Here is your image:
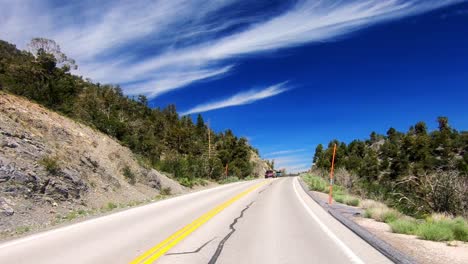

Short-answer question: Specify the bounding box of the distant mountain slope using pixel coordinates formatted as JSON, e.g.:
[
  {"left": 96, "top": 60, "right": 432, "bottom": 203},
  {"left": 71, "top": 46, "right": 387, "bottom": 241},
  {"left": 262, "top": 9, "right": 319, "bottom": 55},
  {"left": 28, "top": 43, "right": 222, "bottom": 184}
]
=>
[{"left": 0, "top": 92, "right": 184, "bottom": 236}]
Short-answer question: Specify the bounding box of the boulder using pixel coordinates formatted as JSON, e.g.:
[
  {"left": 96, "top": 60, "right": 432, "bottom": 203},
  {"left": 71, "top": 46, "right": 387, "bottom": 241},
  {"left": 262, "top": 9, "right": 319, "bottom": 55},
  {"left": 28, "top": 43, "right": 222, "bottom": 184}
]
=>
[
  {"left": 148, "top": 169, "right": 185, "bottom": 194},
  {"left": 0, "top": 197, "right": 14, "bottom": 216},
  {"left": 146, "top": 170, "right": 161, "bottom": 190}
]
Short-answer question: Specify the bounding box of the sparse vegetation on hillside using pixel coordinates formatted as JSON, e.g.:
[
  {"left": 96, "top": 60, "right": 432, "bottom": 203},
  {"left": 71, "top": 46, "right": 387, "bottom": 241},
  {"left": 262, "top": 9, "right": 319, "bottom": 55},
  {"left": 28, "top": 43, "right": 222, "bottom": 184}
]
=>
[
  {"left": 122, "top": 166, "right": 136, "bottom": 185},
  {"left": 38, "top": 156, "right": 60, "bottom": 174},
  {"left": 0, "top": 39, "right": 258, "bottom": 185}
]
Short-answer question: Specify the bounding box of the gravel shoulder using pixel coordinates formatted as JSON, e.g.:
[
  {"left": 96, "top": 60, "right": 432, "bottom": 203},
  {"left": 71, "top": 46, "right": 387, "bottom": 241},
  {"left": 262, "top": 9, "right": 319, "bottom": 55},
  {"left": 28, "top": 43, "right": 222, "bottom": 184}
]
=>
[{"left": 309, "top": 190, "right": 468, "bottom": 264}]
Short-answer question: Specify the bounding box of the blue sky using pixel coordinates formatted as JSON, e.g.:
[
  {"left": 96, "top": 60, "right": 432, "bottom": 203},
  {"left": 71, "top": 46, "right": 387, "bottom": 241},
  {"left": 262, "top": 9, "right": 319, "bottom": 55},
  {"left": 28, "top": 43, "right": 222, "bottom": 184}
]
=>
[{"left": 1, "top": 0, "right": 468, "bottom": 172}]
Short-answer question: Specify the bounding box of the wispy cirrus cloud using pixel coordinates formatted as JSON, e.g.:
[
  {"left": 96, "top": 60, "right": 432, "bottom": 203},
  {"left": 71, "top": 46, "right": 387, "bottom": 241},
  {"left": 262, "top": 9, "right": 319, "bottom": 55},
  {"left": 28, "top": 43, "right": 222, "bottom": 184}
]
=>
[
  {"left": 264, "top": 149, "right": 307, "bottom": 157},
  {"left": 181, "top": 82, "right": 289, "bottom": 115},
  {"left": 0, "top": 0, "right": 464, "bottom": 98}
]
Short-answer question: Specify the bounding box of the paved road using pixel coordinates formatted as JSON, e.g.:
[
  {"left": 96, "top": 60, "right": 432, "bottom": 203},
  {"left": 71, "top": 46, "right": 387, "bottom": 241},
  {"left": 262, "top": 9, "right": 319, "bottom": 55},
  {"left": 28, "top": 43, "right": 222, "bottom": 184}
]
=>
[{"left": 0, "top": 177, "right": 391, "bottom": 263}]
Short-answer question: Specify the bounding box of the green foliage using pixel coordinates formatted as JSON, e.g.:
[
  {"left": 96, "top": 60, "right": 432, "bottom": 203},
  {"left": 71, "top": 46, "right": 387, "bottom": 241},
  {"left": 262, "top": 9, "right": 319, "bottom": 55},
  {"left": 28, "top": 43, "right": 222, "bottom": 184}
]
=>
[
  {"left": 303, "top": 174, "right": 329, "bottom": 192},
  {"left": 344, "top": 197, "right": 360, "bottom": 207},
  {"left": 302, "top": 174, "right": 360, "bottom": 206},
  {"left": 334, "top": 194, "right": 345, "bottom": 203},
  {"left": 219, "top": 176, "right": 240, "bottom": 184},
  {"left": 389, "top": 219, "right": 418, "bottom": 235},
  {"left": 39, "top": 156, "right": 60, "bottom": 174},
  {"left": 0, "top": 39, "right": 257, "bottom": 185},
  {"left": 15, "top": 226, "right": 31, "bottom": 235},
  {"left": 105, "top": 202, "right": 118, "bottom": 211},
  {"left": 122, "top": 166, "right": 136, "bottom": 185},
  {"left": 312, "top": 116, "right": 468, "bottom": 217},
  {"left": 417, "top": 221, "right": 455, "bottom": 241},
  {"left": 178, "top": 177, "right": 193, "bottom": 188},
  {"left": 388, "top": 214, "right": 468, "bottom": 242},
  {"left": 452, "top": 217, "right": 468, "bottom": 242},
  {"left": 382, "top": 210, "right": 401, "bottom": 223},
  {"left": 364, "top": 206, "right": 401, "bottom": 223}
]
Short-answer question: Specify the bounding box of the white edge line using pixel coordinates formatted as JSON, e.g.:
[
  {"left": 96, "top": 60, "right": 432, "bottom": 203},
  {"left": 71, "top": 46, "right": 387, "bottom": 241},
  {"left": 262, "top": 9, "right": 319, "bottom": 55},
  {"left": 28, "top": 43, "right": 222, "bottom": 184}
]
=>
[
  {"left": 0, "top": 179, "right": 259, "bottom": 250},
  {"left": 292, "top": 177, "right": 364, "bottom": 264}
]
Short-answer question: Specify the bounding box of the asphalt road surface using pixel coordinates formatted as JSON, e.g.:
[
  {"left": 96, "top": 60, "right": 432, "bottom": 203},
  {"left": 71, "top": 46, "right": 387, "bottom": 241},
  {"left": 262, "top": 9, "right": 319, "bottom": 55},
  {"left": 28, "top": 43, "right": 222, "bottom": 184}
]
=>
[{"left": 0, "top": 177, "right": 392, "bottom": 264}]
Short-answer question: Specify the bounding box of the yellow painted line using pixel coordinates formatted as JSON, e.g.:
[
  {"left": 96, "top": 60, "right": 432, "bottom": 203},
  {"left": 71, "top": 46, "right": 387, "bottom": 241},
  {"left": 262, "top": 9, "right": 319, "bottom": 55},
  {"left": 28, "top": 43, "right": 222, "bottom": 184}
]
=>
[{"left": 130, "top": 181, "right": 268, "bottom": 264}]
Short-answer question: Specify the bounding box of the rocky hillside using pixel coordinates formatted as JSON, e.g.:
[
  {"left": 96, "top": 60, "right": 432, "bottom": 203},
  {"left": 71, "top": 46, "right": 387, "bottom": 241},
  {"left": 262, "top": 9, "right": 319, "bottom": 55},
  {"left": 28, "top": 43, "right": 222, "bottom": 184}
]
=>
[
  {"left": 250, "top": 152, "right": 271, "bottom": 178},
  {"left": 0, "top": 92, "right": 184, "bottom": 237}
]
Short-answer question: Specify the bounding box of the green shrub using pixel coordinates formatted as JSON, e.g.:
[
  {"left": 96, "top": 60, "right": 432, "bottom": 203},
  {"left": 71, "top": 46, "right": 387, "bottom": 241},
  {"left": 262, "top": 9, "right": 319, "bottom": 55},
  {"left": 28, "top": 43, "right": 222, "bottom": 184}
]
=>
[
  {"left": 363, "top": 204, "right": 401, "bottom": 223},
  {"left": 220, "top": 176, "right": 240, "bottom": 184},
  {"left": 15, "top": 226, "right": 31, "bottom": 234},
  {"left": 334, "top": 194, "right": 345, "bottom": 203},
  {"left": 303, "top": 174, "right": 328, "bottom": 193},
  {"left": 77, "top": 209, "right": 87, "bottom": 216},
  {"left": 179, "top": 177, "right": 194, "bottom": 188},
  {"left": 364, "top": 208, "right": 373, "bottom": 218},
  {"left": 382, "top": 210, "right": 401, "bottom": 223},
  {"left": 39, "top": 156, "right": 60, "bottom": 174},
  {"left": 193, "top": 178, "right": 208, "bottom": 186},
  {"left": 106, "top": 202, "right": 118, "bottom": 211},
  {"left": 417, "top": 221, "right": 455, "bottom": 241},
  {"left": 389, "top": 219, "right": 418, "bottom": 235},
  {"left": 65, "top": 211, "right": 78, "bottom": 221},
  {"left": 345, "top": 197, "right": 360, "bottom": 207},
  {"left": 160, "top": 187, "right": 172, "bottom": 196},
  {"left": 122, "top": 166, "right": 136, "bottom": 185},
  {"left": 451, "top": 217, "right": 468, "bottom": 242}
]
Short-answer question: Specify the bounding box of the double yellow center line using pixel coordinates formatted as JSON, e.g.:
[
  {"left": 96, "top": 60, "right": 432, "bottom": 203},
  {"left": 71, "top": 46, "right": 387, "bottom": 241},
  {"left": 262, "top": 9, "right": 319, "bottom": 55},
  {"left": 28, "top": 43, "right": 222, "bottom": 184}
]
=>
[{"left": 130, "top": 181, "right": 268, "bottom": 264}]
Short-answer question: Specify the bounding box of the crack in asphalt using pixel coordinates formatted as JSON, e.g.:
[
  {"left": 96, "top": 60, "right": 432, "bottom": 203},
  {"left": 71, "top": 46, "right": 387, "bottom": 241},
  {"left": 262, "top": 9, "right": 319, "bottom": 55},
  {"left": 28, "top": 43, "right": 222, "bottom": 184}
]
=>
[
  {"left": 258, "top": 182, "right": 273, "bottom": 194},
  {"left": 208, "top": 201, "right": 254, "bottom": 264},
  {"left": 165, "top": 237, "right": 216, "bottom": 256}
]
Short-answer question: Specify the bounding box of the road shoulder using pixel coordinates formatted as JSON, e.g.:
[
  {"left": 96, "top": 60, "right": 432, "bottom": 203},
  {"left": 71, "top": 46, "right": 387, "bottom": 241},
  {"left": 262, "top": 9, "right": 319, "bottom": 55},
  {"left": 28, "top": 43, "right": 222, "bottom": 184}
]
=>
[{"left": 298, "top": 177, "right": 468, "bottom": 264}]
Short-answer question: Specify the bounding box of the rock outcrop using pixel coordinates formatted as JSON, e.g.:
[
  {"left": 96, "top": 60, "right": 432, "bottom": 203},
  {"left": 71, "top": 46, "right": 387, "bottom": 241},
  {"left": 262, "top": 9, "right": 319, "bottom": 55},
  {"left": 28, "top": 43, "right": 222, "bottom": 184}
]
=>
[
  {"left": 250, "top": 151, "right": 270, "bottom": 178},
  {"left": 0, "top": 92, "right": 184, "bottom": 237}
]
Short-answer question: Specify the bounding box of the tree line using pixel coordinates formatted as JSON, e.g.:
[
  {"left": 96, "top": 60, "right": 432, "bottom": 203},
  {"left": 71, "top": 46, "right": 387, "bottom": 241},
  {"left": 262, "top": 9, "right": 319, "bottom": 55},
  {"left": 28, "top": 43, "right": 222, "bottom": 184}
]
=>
[
  {"left": 313, "top": 118, "right": 468, "bottom": 217},
  {"left": 0, "top": 38, "right": 257, "bottom": 186}
]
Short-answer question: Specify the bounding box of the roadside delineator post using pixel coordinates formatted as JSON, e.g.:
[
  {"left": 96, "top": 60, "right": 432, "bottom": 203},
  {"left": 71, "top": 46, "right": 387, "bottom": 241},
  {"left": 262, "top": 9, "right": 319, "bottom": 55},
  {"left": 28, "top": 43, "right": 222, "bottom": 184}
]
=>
[{"left": 328, "top": 144, "right": 337, "bottom": 205}]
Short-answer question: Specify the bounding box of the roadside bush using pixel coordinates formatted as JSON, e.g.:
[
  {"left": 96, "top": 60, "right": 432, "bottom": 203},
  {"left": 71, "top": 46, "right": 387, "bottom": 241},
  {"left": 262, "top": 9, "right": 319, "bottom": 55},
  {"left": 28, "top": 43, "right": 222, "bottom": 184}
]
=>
[
  {"left": 344, "top": 197, "right": 360, "bottom": 207},
  {"left": 389, "top": 218, "right": 418, "bottom": 235},
  {"left": 382, "top": 210, "right": 401, "bottom": 223},
  {"left": 219, "top": 176, "right": 240, "bottom": 184},
  {"left": 364, "top": 208, "right": 373, "bottom": 218},
  {"left": 364, "top": 204, "right": 401, "bottom": 223},
  {"left": 106, "top": 202, "right": 118, "bottom": 211},
  {"left": 452, "top": 217, "right": 468, "bottom": 242},
  {"left": 193, "top": 178, "right": 208, "bottom": 186},
  {"left": 303, "top": 174, "right": 328, "bottom": 192},
  {"left": 179, "top": 177, "right": 193, "bottom": 188},
  {"left": 360, "top": 199, "right": 384, "bottom": 209},
  {"left": 334, "top": 194, "right": 345, "bottom": 203},
  {"left": 417, "top": 221, "right": 455, "bottom": 241}
]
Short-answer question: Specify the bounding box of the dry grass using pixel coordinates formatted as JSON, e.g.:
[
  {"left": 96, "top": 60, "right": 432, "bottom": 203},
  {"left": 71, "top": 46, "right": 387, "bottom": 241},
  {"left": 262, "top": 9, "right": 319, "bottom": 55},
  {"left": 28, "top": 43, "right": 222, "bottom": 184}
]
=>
[{"left": 361, "top": 201, "right": 402, "bottom": 223}]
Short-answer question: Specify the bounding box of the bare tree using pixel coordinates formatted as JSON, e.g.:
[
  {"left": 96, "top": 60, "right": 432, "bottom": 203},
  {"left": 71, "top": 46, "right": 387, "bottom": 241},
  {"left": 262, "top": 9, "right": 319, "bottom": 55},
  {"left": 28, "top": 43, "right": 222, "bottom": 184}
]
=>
[{"left": 27, "top": 38, "right": 77, "bottom": 70}]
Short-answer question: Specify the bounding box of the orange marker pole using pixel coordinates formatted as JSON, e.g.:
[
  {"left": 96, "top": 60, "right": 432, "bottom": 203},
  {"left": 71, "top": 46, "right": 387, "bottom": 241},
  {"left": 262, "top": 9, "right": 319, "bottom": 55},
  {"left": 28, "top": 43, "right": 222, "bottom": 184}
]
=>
[{"left": 328, "top": 144, "right": 337, "bottom": 205}]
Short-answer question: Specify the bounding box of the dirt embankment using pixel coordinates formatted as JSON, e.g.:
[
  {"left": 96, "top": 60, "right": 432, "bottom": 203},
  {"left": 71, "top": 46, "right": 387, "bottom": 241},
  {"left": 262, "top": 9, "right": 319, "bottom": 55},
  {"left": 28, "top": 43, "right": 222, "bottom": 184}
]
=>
[{"left": 0, "top": 92, "right": 184, "bottom": 238}]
